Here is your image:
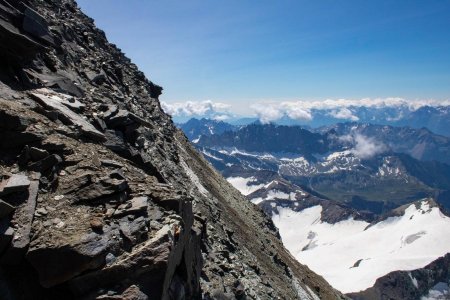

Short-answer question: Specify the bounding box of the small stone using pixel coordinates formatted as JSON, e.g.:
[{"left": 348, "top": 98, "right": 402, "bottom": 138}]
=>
[
  {"left": 90, "top": 217, "right": 103, "bottom": 232},
  {"left": 35, "top": 207, "right": 48, "bottom": 216},
  {"left": 105, "top": 208, "right": 115, "bottom": 218},
  {"left": 54, "top": 195, "right": 64, "bottom": 201},
  {"left": 46, "top": 206, "right": 56, "bottom": 212},
  {"left": 55, "top": 221, "right": 65, "bottom": 229},
  {"left": 105, "top": 252, "right": 116, "bottom": 265}
]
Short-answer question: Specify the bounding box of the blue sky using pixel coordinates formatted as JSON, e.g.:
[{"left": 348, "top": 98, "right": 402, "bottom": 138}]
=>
[{"left": 77, "top": 0, "right": 450, "bottom": 115}]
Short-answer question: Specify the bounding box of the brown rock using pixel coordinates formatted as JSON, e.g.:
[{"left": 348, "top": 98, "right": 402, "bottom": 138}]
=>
[{"left": 90, "top": 217, "right": 103, "bottom": 233}]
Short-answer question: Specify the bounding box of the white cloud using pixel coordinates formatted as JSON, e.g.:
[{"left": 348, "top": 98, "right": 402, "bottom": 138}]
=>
[
  {"left": 212, "top": 114, "right": 230, "bottom": 121},
  {"left": 251, "top": 102, "right": 312, "bottom": 124},
  {"left": 162, "top": 98, "right": 450, "bottom": 123},
  {"left": 161, "top": 100, "right": 231, "bottom": 117},
  {"left": 248, "top": 98, "right": 450, "bottom": 123},
  {"left": 328, "top": 108, "right": 359, "bottom": 121},
  {"left": 340, "top": 133, "right": 387, "bottom": 159},
  {"left": 251, "top": 104, "right": 284, "bottom": 124}
]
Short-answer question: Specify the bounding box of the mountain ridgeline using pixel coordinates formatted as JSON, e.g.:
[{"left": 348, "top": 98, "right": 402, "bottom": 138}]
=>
[
  {"left": 180, "top": 118, "right": 450, "bottom": 298},
  {"left": 0, "top": 1, "right": 344, "bottom": 299},
  {"left": 184, "top": 119, "right": 450, "bottom": 213}
]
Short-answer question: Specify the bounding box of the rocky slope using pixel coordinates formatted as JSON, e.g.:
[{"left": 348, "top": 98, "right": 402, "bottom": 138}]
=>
[{"left": 0, "top": 0, "right": 343, "bottom": 299}]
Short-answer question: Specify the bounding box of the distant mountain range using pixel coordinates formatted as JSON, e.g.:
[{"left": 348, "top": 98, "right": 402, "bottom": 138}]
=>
[
  {"left": 179, "top": 117, "right": 450, "bottom": 296},
  {"left": 180, "top": 118, "right": 450, "bottom": 211},
  {"left": 177, "top": 118, "right": 237, "bottom": 141},
  {"left": 176, "top": 103, "right": 450, "bottom": 137}
]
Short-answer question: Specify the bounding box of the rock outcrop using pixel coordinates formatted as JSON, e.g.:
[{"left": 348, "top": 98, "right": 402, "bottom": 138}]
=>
[{"left": 0, "top": 0, "right": 343, "bottom": 299}]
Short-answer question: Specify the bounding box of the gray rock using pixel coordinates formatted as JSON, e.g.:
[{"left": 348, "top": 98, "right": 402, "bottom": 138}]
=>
[
  {"left": 27, "top": 223, "right": 121, "bottom": 287},
  {"left": 0, "top": 220, "right": 14, "bottom": 254},
  {"left": 68, "top": 226, "right": 172, "bottom": 296},
  {"left": 34, "top": 207, "right": 48, "bottom": 217},
  {"left": 0, "top": 110, "right": 31, "bottom": 131},
  {"left": 1, "top": 180, "right": 38, "bottom": 264},
  {"left": 113, "top": 197, "right": 148, "bottom": 217},
  {"left": 22, "top": 4, "right": 56, "bottom": 46},
  {"left": 0, "top": 199, "right": 15, "bottom": 219},
  {"left": 101, "top": 159, "right": 124, "bottom": 168},
  {"left": 118, "top": 217, "right": 147, "bottom": 250},
  {"left": 29, "top": 147, "right": 49, "bottom": 162},
  {"left": 86, "top": 70, "right": 107, "bottom": 85},
  {"left": 0, "top": 2, "right": 47, "bottom": 60},
  {"left": 104, "top": 130, "right": 129, "bottom": 155},
  {"left": 30, "top": 89, "right": 105, "bottom": 142},
  {"left": 28, "top": 154, "right": 62, "bottom": 173},
  {"left": 74, "top": 177, "right": 128, "bottom": 204},
  {"left": 102, "top": 105, "right": 118, "bottom": 120},
  {"left": 105, "top": 109, "right": 134, "bottom": 128},
  {"left": 0, "top": 174, "right": 30, "bottom": 196}
]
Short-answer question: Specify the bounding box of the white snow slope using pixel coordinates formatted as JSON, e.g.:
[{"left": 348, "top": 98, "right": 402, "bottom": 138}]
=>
[
  {"left": 272, "top": 200, "right": 450, "bottom": 293},
  {"left": 226, "top": 176, "right": 265, "bottom": 196}
]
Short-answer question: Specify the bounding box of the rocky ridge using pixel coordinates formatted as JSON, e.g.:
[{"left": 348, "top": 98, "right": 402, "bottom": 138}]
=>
[{"left": 0, "top": 0, "right": 343, "bottom": 299}]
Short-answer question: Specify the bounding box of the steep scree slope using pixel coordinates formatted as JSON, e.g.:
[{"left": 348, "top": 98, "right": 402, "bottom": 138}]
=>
[{"left": 0, "top": 0, "right": 343, "bottom": 299}]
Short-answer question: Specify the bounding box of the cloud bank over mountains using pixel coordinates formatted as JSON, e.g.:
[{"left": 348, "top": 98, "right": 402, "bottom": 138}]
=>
[
  {"left": 339, "top": 133, "right": 388, "bottom": 159},
  {"left": 162, "top": 98, "right": 450, "bottom": 124},
  {"left": 161, "top": 100, "right": 231, "bottom": 120}
]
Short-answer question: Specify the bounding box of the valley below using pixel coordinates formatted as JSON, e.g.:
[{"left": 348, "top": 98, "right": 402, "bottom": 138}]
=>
[{"left": 180, "top": 118, "right": 450, "bottom": 298}]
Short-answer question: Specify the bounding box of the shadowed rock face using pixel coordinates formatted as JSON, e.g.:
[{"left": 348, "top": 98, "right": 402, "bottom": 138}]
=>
[
  {"left": 348, "top": 253, "right": 450, "bottom": 300},
  {"left": 0, "top": 0, "right": 344, "bottom": 299}
]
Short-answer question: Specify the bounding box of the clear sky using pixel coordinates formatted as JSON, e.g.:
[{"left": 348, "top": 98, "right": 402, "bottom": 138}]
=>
[{"left": 77, "top": 0, "right": 450, "bottom": 115}]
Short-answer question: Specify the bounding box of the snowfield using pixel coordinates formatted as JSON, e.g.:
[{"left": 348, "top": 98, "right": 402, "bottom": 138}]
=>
[
  {"left": 226, "top": 176, "right": 265, "bottom": 196},
  {"left": 272, "top": 200, "right": 450, "bottom": 293}
]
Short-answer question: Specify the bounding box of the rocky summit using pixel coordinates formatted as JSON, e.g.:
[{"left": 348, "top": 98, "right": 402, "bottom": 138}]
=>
[{"left": 0, "top": 1, "right": 343, "bottom": 299}]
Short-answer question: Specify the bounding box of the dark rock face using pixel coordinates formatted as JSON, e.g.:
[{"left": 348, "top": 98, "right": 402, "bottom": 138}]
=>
[
  {"left": 0, "top": 0, "right": 343, "bottom": 299},
  {"left": 178, "top": 118, "right": 237, "bottom": 141},
  {"left": 348, "top": 253, "right": 450, "bottom": 300},
  {"left": 198, "top": 123, "right": 330, "bottom": 156}
]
